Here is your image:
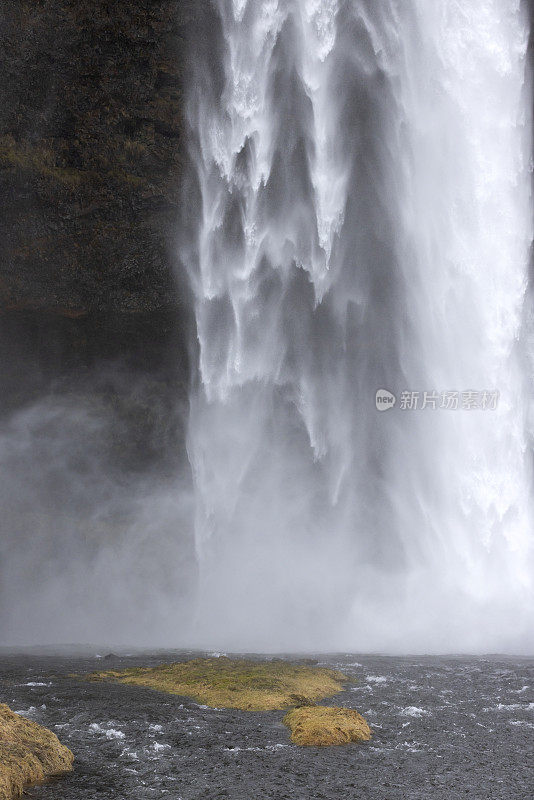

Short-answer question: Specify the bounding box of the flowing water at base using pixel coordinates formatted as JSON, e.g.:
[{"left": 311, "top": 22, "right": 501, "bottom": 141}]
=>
[{"left": 1, "top": 651, "right": 533, "bottom": 799}]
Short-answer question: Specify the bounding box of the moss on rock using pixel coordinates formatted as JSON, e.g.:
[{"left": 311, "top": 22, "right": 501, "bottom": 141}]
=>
[
  {"left": 0, "top": 0, "right": 203, "bottom": 315},
  {"left": 0, "top": 704, "right": 73, "bottom": 800},
  {"left": 283, "top": 706, "right": 372, "bottom": 746},
  {"left": 87, "top": 657, "right": 348, "bottom": 711}
]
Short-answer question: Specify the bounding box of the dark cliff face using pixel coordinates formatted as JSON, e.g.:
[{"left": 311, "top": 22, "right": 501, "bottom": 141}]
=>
[
  {"left": 0, "top": 0, "right": 204, "bottom": 466},
  {"left": 0, "top": 0, "right": 196, "bottom": 316},
  {"left": 0, "top": 4, "right": 202, "bottom": 638}
]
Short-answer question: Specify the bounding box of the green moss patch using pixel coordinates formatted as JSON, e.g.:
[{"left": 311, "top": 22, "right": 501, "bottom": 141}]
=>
[
  {"left": 87, "top": 657, "right": 348, "bottom": 711},
  {"left": 0, "top": 135, "right": 148, "bottom": 189},
  {"left": 0, "top": 135, "right": 83, "bottom": 187}
]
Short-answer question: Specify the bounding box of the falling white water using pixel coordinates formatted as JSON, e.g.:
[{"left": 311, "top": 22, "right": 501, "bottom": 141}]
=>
[{"left": 183, "top": 0, "right": 534, "bottom": 652}]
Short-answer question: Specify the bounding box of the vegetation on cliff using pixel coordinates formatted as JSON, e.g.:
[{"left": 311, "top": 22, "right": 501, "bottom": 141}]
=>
[
  {"left": 0, "top": 0, "right": 206, "bottom": 315},
  {"left": 0, "top": 704, "right": 73, "bottom": 800},
  {"left": 87, "top": 657, "right": 348, "bottom": 711},
  {"left": 283, "top": 706, "right": 372, "bottom": 746}
]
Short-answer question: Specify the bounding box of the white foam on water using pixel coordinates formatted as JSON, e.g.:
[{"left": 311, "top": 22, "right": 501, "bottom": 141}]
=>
[
  {"left": 399, "top": 706, "right": 431, "bottom": 718},
  {"left": 15, "top": 707, "right": 36, "bottom": 717},
  {"left": 89, "top": 722, "right": 126, "bottom": 739},
  {"left": 24, "top": 681, "right": 52, "bottom": 687},
  {"left": 152, "top": 742, "right": 171, "bottom": 752},
  {"left": 120, "top": 747, "right": 139, "bottom": 761},
  {"left": 494, "top": 702, "right": 534, "bottom": 711}
]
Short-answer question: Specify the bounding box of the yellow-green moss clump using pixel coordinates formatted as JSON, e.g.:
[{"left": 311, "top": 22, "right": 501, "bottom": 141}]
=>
[
  {"left": 87, "top": 657, "right": 348, "bottom": 711},
  {"left": 0, "top": 704, "right": 73, "bottom": 800},
  {"left": 283, "top": 706, "right": 372, "bottom": 746}
]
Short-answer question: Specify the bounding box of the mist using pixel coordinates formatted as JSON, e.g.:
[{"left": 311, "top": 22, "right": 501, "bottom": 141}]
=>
[
  {"left": 1, "top": 0, "right": 534, "bottom": 656},
  {"left": 0, "top": 313, "right": 196, "bottom": 648}
]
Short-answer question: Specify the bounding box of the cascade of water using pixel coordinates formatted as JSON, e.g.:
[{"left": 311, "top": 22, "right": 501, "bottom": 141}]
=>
[{"left": 182, "top": 0, "right": 534, "bottom": 651}]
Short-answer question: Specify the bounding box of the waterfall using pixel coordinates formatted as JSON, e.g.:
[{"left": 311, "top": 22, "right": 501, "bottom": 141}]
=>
[{"left": 182, "top": 0, "right": 534, "bottom": 652}]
